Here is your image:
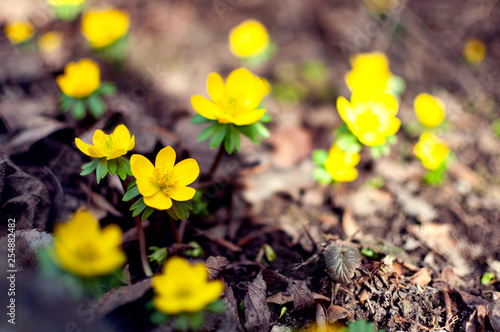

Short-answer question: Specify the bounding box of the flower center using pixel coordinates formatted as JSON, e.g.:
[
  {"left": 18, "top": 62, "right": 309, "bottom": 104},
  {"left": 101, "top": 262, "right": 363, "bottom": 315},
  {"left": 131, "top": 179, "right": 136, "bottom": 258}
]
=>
[
  {"left": 74, "top": 242, "right": 100, "bottom": 262},
  {"left": 102, "top": 134, "right": 121, "bottom": 154},
  {"left": 150, "top": 167, "right": 177, "bottom": 195},
  {"left": 220, "top": 97, "right": 239, "bottom": 117}
]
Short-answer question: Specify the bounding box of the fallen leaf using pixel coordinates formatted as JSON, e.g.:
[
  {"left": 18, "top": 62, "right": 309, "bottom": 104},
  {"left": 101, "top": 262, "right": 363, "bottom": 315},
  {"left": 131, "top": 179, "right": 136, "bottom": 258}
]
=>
[
  {"left": 205, "top": 256, "right": 229, "bottom": 281},
  {"left": 316, "top": 304, "right": 328, "bottom": 332},
  {"left": 223, "top": 283, "right": 244, "bottom": 332},
  {"left": 326, "top": 305, "right": 352, "bottom": 323},
  {"left": 488, "top": 300, "right": 500, "bottom": 332},
  {"left": 287, "top": 279, "right": 315, "bottom": 311},
  {"left": 389, "top": 183, "right": 437, "bottom": 222},
  {"left": 341, "top": 206, "right": 363, "bottom": 240},
  {"left": 464, "top": 305, "right": 487, "bottom": 332},
  {"left": 268, "top": 126, "right": 312, "bottom": 168},
  {"left": 410, "top": 267, "right": 432, "bottom": 286},
  {"left": 244, "top": 271, "right": 272, "bottom": 332},
  {"left": 267, "top": 292, "right": 294, "bottom": 305},
  {"left": 96, "top": 278, "right": 152, "bottom": 316}
]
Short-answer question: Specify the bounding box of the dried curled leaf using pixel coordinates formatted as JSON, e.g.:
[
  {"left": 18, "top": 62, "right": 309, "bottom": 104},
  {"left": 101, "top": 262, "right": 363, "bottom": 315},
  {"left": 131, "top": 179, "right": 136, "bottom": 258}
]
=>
[
  {"left": 244, "top": 271, "right": 272, "bottom": 332},
  {"left": 323, "top": 242, "right": 361, "bottom": 284}
]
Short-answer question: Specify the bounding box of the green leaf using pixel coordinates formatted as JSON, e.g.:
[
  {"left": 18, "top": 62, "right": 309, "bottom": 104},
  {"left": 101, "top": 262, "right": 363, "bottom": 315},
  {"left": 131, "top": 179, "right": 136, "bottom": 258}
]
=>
[
  {"left": 99, "top": 159, "right": 108, "bottom": 180},
  {"left": 141, "top": 207, "right": 155, "bottom": 221},
  {"left": 107, "top": 159, "right": 117, "bottom": 175},
  {"left": 197, "top": 122, "right": 218, "bottom": 142},
  {"left": 312, "top": 149, "right": 329, "bottom": 166},
  {"left": 481, "top": 272, "right": 496, "bottom": 285},
  {"left": 87, "top": 95, "right": 106, "bottom": 118},
  {"left": 191, "top": 113, "right": 214, "bottom": 124},
  {"left": 117, "top": 166, "right": 127, "bottom": 180},
  {"left": 185, "top": 312, "right": 204, "bottom": 330},
  {"left": 150, "top": 311, "right": 169, "bottom": 325},
  {"left": 121, "top": 158, "right": 132, "bottom": 176},
  {"left": 253, "top": 122, "right": 270, "bottom": 138},
  {"left": 209, "top": 124, "right": 227, "bottom": 148},
  {"left": 80, "top": 159, "right": 99, "bottom": 176},
  {"left": 205, "top": 299, "right": 225, "bottom": 313},
  {"left": 343, "top": 319, "right": 385, "bottom": 332},
  {"left": 96, "top": 159, "right": 103, "bottom": 184},
  {"left": 123, "top": 186, "right": 140, "bottom": 201},
  {"left": 230, "top": 124, "right": 241, "bottom": 151},
  {"left": 336, "top": 133, "right": 362, "bottom": 153},
  {"left": 370, "top": 143, "right": 390, "bottom": 159},
  {"left": 312, "top": 167, "right": 332, "bottom": 185},
  {"left": 224, "top": 126, "right": 235, "bottom": 154},
  {"left": 59, "top": 95, "right": 75, "bottom": 112},
  {"left": 71, "top": 100, "right": 86, "bottom": 120},
  {"left": 260, "top": 113, "right": 272, "bottom": 123},
  {"left": 98, "top": 82, "right": 117, "bottom": 96},
  {"left": 386, "top": 75, "right": 406, "bottom": 97},
  {"left": 238, "top": 125, "right": 260, "bottom": 144},
  {"left": 126, "top": 179, "right": 137, "bottom": 191},
  {"left": 132, "top": 200, "right": 147, "bottom": 217}
]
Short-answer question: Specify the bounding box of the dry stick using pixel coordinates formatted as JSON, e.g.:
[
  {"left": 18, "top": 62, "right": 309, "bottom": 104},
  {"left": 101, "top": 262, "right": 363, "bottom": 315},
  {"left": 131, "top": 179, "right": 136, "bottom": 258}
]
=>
[{"left": 202, "top": 144, "right": 225, "bottom": 182}]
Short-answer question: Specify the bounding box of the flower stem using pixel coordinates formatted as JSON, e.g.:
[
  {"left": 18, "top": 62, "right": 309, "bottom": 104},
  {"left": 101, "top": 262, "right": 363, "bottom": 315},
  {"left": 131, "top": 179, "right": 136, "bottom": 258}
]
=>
[
  {"left": 167, "top": 214, "right": 181, "bottom": 244},
  {"left": 202, "top": 144, "right": 224, "bottom": 182},
  {"left": 134, "top": 215, "right": 153, "bottom": 277}
]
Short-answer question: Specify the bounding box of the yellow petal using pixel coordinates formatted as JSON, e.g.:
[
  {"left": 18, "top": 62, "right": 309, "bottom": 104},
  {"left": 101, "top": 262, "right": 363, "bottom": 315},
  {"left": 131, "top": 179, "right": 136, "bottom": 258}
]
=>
[
  {"left": 225, "top": 68, "right": 255, "bottom": 99},
  {"left": 414, "top": 93, "right": 446, "bottom": 127},
  {"left": 233, "top": 109, "right": 266, "bottom": 126},
  {"left": 144, "top": 191, "right": 172, "bottom": 210},
  {"left": 372, "top": 93, "right": 399, "bottom": 116},
  {"left": 128, "top": 135, "right": 135, "bottom": 151},
  {"left": 386, "top": 118, "right": 401, "bottom": 137},
  {"left": 191, "top": 95, "right": 219, "bottom": 120},
  {"left": 170, "top": 186, "right": 196, "bottom": 201},
  {"left": 100, "top": 224, "right": 124, "bottom": 249},
  {"left": 173, "top": 158, "right": 200, "bottom": 185},
  {"left": 107, "top": 148, "right": 127, "bottom": 160},
  {"left": 87, "top": 146, "right": 106, "bottom": 158},
  {"left": 113, "top": 124, "right": 131, "bottom": 147},
  {"left": 136, "top": 178, "right": 159, "bottom": 197},
  {"left": 75, "top": 138, "right": 91, "bottom": 156},
  {"left": 93, "top": 129, "right": 106, "bottom": 146},
  {"left": 207, "top": 73, "right": 226, "bottom": 103},
  {"left": 130, "top": 154, "right": 155, "bottom": 181},
  {"left": 155, "top": 146, "right": 176, "bottom": 170},
  {"left": 336, "top": 96, "right": 352, "bottom": 123}
]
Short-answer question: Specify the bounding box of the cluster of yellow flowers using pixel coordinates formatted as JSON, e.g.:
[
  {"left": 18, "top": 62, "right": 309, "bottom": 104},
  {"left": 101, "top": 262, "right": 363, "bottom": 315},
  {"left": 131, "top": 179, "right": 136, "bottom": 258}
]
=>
[{"left": 57, "top": 58, "right": 101, "bottom": 99}]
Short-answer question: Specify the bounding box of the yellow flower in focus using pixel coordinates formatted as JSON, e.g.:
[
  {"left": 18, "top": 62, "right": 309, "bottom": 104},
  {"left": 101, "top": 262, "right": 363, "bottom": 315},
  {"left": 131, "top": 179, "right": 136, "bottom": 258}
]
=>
[
  {"left": 57, "top": 58, "right": 101, "bottom": 98},
  {"left": 75, "top": 124, "right": 135, "bottom": 160},
  {"left": 337, "top": 93, "right": 401, "bottom": 146},
  {"left": 54, "top": 210, "right": 126, "bottom": 277},
  {"left": 82, "top": 8, "right": 129, "bottom": 49},
  {"left": 4, "top": 21, "right": 34, "bottom": 44},
  {"left": 38, "top": 31, "right": 63, "bottom": 53},
  {"left": 47, "top": 0, "right": 86, "bottom": 6},
  {"left": 152, "top": 257, "right": 224, "bottom": 315},
  {"left": 324, "top": 144, "right": 360, "bottom": 182},
  {"left": 414, "top": 93, "right": 446, "bottom": 128},
  {"left": 130, "top": 147, "right": 200, "bottom": 210},
  {"left": 414, "top": 132, "right": 449, "bottom": 170},
  {"left": 345, "top": 52, "right": 392, "bottom": 101},
  {"left": 191, "top": 68, "right": 269, "bottom": 126},
  {"left": 229, "top": 19, "right": 269, "bottom": 58},
  {"left": 463, "top": 38, "right": 486, "bottom": 65}
]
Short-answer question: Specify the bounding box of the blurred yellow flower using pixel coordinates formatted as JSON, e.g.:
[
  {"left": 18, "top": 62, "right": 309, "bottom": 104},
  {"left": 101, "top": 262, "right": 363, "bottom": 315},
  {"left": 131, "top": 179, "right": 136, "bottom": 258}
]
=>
[
  {"left": 152, "top": 257, "right": 223, "bottom": 315},
  {"left": 191, "top": 68, "right": 269, "bottom": 126},
  {"left": 38, "top": 31, "right": 63, "bottom": 53},
  {"left": 130, "top": 147, "right": 199, "bottom": 210},
  {"left": 337, "top": 93, "right": 400, "bottom": 146},
  {"left": 47, "top": 0, "right": 86, "bottom": 6},
  {"left": 414, "top": 93, "right": 446, "bottom": 128},
  {"left": 229, "top": 19, "right": 269, "bottom": 58},
  {"left": 414, "top": 132, "right": 449, "bottom": 170},
  {"left": 324, "top": 144, "right": 360, "bottom": 182},
  {"left": 82, "top": 7, "right": 129, "bottom": 49},
  {"left": 345, "top": 52, "right": 392, "bottom": 100},
  {"left": 75, "top": 124, "right": 135, "bottom": 160},
  {"left": 4, "top": 21, "right": 34, "bottom": 44},
  {"left": 57, "top": 58, "right": 101, "bottom": 98},
  {"left": 363, "top": 0, "right": 400, "bottom": 14},
  {"left": 463, "top": 38, "right": 486, "bottom": 65},
  {"left": 54, "top": 210, "right": 126, "bottom": 277}
]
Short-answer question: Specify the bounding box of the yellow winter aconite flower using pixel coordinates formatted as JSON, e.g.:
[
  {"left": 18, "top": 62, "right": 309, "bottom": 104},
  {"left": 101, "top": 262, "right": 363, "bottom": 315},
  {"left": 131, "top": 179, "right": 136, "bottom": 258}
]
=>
[
  {"left": 414, "top": 132, "right": 449, "bottom": 170},
  {"left": 47, "top": 0, "right": 86, "bottom": 6},
  {"left": 191, "top": 68, "right": 269, "bottom": 126},
  {"left": 363, "top": 0, "right": 400, "bottom": 14},
  {"left": 75, "top": 124, "right": 135, "bottom": 160},
  {"left": 38, "top": 31, "right": 63, "bottom": 53},
  {"left": 324, "top": 144, "right": 360, "bottom": 182},
  {"left": 54, "top": 210, "right": 126, "bottom": 277},
  {"left": 337, "top": 93, "right": 400, "bottom": 146},
  {"left": 345, "top": 52, "right": 392, "bottom": 100},
  {"left": 463, "top": 38, "right": 486, "bottom": 65},
  {"left": 4, "top": 21, "right": 34, "bottom": 44},
  {"left": 57, "top": 58, "right": 101, "bottom": 98},
  {"left": 130, "top": 147, "right": 200, "bottom": 210},
  {"left": 229, "top": 19, "right": 269, "bottom": 58},
  {"left": 414, "top": 93, "right": 446, "bottom": 128},
  {"left": 152, "top": 257, "right": 224, "bottom": 315},
  {"left": 82, "top": 7, "right": 129, "bottom": 49}
]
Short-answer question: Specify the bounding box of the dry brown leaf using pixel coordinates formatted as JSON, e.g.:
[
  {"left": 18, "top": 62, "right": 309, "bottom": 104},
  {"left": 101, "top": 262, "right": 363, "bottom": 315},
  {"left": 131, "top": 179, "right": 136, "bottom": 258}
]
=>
[
  {"left": 287, "top": 280, "right": 315, "bottom": 311},
  {"left": 326, "top": 305, "right": 352, "bottom": 323},
  {"left": 342, "top": 206, "right": 363, "bottom": 240},
  {"left": 410, "top": 267, "right": 432, "bottom": 286},
  {"left": 96, "top": 278, "right": 152, "bottom": 316},
  {"left": 244, "top": 271, "right": 272, "bottom": 332},
  {"left": 205, "top": 256, "right": 229, "bottom": 281},
  {"left": 267, "top": 292, "right": 294, "bottom": 305},
  {"left": 268, "top": 126, "right": 312, "bottom": 168}
]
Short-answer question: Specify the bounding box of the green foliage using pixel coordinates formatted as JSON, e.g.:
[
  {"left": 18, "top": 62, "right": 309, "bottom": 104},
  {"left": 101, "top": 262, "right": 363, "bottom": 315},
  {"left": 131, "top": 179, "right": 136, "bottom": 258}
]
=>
[
  {"left": 194, "top": 116, "right": 270, "bottom": 154},
  {"left": 123, "top": 182, "right": 156, "bottom": 221},
  {"left": 341, "top": 319, "right": 386, "bottom": 332},
  {"left": 184, "top": 241, "right": 205, "bottom": 258},
  {"left": 386, "top": 75, "right": 406, "bottom": 98},
  {"left": 263, "top": 244, "right": 277, "bottom": 262},
  {"left": 192, "top": 189, "right": 209, "bottom": 216},
  {"left": 312, "top": 166, "right": 333, "bottom": 185},
  {"left": 492, "top": 120, "right": 500, "bottom": 138},
  {"left": 481, "top": 271, "right": 496, "bottom": 285},
  {"left": 59, "top": 82, "right": 116, "bottom": 120},
  {"left": 94, "top": 35, "right": 129, "bottom": 62},
  {"left": 52, "top": 4, "right": 83, "bottom": 21},
  {"left": 240, "top": 41, "right": 276, "bottom": 67},
  {"left": 312, "top": 149, "right": 329, "bottom": 167},
  {"left": 148, "top": 246, "right": 168, "bottom": 266},
  {"left": 167, "top": 200, "right": 194, "bottom": 221},
  {"left": 81, "top": 157, "right": 131, "bottom": 184},
  {"left": 335, "top": 123, "right": 363, "bottom": 153}
]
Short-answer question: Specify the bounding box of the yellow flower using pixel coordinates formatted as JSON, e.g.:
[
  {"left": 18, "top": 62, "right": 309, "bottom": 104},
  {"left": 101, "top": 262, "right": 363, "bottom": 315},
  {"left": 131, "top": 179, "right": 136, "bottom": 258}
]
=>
[
  {"left": 38, "top": 31, "right": 63, "bottom": 53},
  {"left": 345, "top": 52, "right": 392, "bottom": 101},
  {"left": 47, "top": 0, "right": 86, "bottom": 6},
  {"left": 363, "top": 0, "right": 400, "bottom": 13},
  {"left": 54, "top": 210, "right": 126, "bottom": 277},
  {"left": 81, "top": 7, "right": 129, "bottom": 49},
  {"left": 337, "top": 93, "right": 400, "bottom": 146},
  {"left": 4, "top": 21, "right": 34, "bottom": 44},
  {"left": 229, "top": 19, "right": 269, "bottom": 58},
  {"left": 75, "top": 124, "right": 135, "bottom": 160},
  {"left": 56, "top": 58, "right": 101, "bottom": 98},
  {"left": 463, "top": 38, "right": 486, "bottom": 65},
  {"left": 191, "top": 68, "right": 269, "bottom": 126},
  {"left": 414, "top": 93, "right": 446, "bottom": 128},
  {"left": 152, "top": 257, "right": 223, "bottom": 315},
  {"left": 414, "top": 132, "right": 449, "bottom": 170},
  {"left": 324, "top": 144, "right": 360, "bottom": 182},
  {"left": 130, "top": 147, "right": 200, "bottom": 210}
]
